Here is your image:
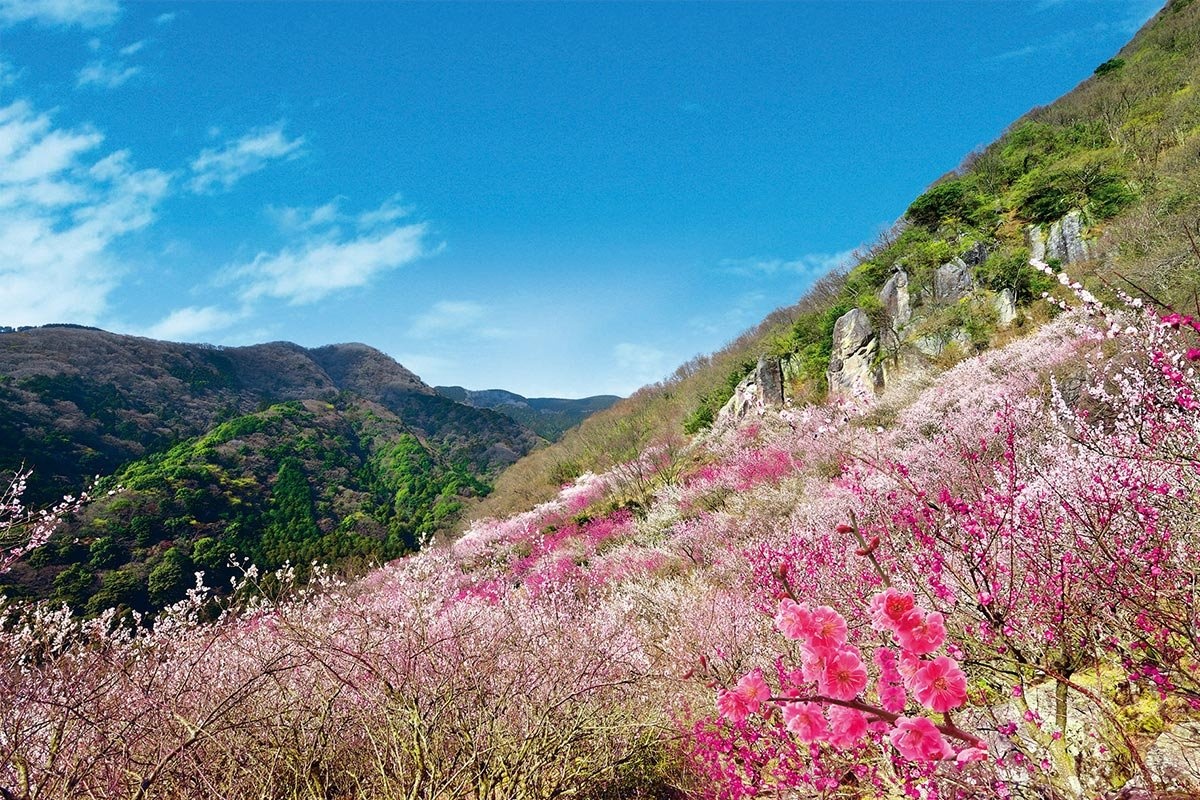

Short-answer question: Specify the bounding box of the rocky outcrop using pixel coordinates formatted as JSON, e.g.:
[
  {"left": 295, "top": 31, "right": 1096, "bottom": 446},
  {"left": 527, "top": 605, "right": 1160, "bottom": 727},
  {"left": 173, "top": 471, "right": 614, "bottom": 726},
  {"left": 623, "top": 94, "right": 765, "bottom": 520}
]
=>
[
  {"left": 994, "top": 288, "right": 1018, "bottom": 327},
  {"left": 879, "top": 268, "right": 911, "bottom": 328},
  {"left": 755, "top": 356, "right": 784, "bottom": 407},
  {"left": 933, "top": 258, "right": 974, "bottom": 301},
  {"left": 1027, "top": 210, "right": 1092, "bottom": 265},
  {"left": 961, "top": 241, "right": 989, "bottom": 267},
  {"left": 827, "top": 308, "right": 882, "bottom": 398},
  {"left": 717, "top": 356, "right": 785, "bottom": 422},
  {"left": 1145, "top": 721, "right": 1200, "bottom": 794}
]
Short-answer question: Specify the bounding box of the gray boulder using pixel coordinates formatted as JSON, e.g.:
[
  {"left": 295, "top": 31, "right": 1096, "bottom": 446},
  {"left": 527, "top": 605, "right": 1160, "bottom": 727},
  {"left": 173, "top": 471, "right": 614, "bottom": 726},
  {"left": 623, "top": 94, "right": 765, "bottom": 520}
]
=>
[
  {"left": 934, "top": 258, "right": 974, "bottom": 301},
  {"left": 879, "top": 268, "right": 911, "bottom": 327},
  {"left": 1026, "top": 210, "right": 1092, "bottom": 265},
  {"left": 755, "top": 356, "right": 784, "bottom": 407},
  {"left": 1048, "top": 210, "right": 1091, "bottom": 264},
  {"left": 827, "top": 308, "right": 882, "bottom": 397},
  {"left": 995, "top": 288, "right": 1018, "bottom": 327},
  {"left": 1145, "top": 721, "right": 1200, "bottom": 793},
  {"left": 961, "top": 241, "right": 989, "bottom": 267}
]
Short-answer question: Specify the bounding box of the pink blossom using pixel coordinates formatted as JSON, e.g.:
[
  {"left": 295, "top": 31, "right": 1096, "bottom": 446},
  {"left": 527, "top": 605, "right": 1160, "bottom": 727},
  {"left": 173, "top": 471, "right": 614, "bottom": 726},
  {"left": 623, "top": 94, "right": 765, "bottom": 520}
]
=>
[
  {"left": 808, "top": 605, "right": 848, "bottom": 650},
  {"left": 911, "top": 655, "right": 968, "bottom": 712},
  {"left": 889, "top": 716, "right": 954, "bottom": 761},
  {"left": 799, "top": 643, "right": 827, "bottom": 683},
  {"left": 895, "top": 609, "right": 946, "bottom": 655},
  {"left": 782, "top": 701, "right": 828, "bottom": 742},
  {"left": 827, "top": 705, "right": 868, "bottom": 748},
  {"left": 820, "top": 647, "right": 868, "bottom": 700},
  {"left": 774, "top": 598, "right": 812, "bottom": 640},
  {"left": 955, "top": 746, "right": 989, "bottom": 765},
  {"left": 716, "top": 669, "right": 771, "bottom": 723},
  {"left": 869, "top": 588, "right": 916, "bottom": 633},
  {"left": 874, "top": 650, "right": 907, "bottom": 713}
]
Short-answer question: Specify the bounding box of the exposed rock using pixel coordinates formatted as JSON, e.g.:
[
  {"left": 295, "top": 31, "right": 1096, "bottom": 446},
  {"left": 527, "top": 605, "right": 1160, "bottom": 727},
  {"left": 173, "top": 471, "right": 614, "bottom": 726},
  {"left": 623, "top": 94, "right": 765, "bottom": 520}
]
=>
[
  {"left": 1048, "top": 210, "right": 1091, "bottom": 264},
  {"left": 780, "top": 354, "right": 802, "bottom": 399},
  {"left": 1027, "top": 223, "right": 1048, "bottom": 263},
  {"left": 717, "top": 357, "right": 785, "bottom": 423},
  {"left": 827, "top": 308, "right": 882, "bottom": 398},
  {"left": 995, "top": 288, "right": 1018, "bottom": 327},
  {"left": 1145, "top": 721, "right": 1200, "bottom": 793},
  {"left": 755, "top": 356, "right": 784, "bottom": 407},
  {"left": 961, "top": 241, "right": 989, "bottom": 267},
  {"left": 718, "top": 376, "right": 759, "bottom": 421},
  {"left": 933, "top": 258, "right": 974, "bottom": 301},
  {"left": 1026, "top": 210, "right": 1092, "bottom": 265},
  {"left": 913, "top": 329, "right": 971, "bottom": 357},
  {"left": 879, "top": 268, "right": 911, "bottom": 328}
]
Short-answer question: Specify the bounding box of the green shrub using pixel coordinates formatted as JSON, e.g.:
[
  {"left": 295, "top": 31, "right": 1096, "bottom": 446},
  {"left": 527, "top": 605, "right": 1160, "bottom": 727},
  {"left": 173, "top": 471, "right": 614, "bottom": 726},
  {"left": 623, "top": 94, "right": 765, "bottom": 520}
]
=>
[
  {"left": 1016, "top": 151, "right": 1136, "bottom": 223},
  {"left": 907, "top": 179, "right": 980, "bottom": 229},
  {"left": 975, "top": 249, "right": 1055, "bottom": 304}
]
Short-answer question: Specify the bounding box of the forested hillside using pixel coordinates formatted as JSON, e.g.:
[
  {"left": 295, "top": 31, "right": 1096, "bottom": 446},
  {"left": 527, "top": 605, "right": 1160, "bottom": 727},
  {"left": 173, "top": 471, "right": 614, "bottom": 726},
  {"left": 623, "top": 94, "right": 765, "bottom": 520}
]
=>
[{"left": 0, "top": 327, "right": 542, "bottom": 610}]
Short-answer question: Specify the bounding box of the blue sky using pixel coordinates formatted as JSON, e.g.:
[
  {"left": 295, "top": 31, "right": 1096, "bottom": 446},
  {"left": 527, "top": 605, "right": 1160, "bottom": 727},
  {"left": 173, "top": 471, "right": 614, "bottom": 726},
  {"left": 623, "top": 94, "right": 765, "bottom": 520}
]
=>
[{"left": 0, "top": 0, "right": 1162, "bottom": 397}]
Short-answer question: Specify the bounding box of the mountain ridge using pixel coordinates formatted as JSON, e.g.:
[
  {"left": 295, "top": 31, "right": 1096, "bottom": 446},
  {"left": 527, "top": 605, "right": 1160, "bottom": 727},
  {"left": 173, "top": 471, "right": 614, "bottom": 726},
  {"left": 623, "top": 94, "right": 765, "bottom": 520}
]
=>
[{"left": 435, "top": 385, "right": 621, "bottom": 441}]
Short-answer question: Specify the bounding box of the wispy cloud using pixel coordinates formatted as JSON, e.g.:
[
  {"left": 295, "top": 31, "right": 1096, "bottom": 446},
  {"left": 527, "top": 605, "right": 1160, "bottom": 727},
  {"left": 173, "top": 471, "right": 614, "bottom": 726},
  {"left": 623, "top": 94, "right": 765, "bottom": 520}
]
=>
[
  {"left": 77, "top": 59, "right": 140, "bottom": 89},
  {"left": 408, "top": 300, "right": 484, "bottom": 338},
  {"left": 407, "top": 299, "right": 512, "bottom": 340},
  {"left": 0, "top": 0, "right": 120, "bottom": 28},
  {"left": 0, "top": 60, "right": 21, "bottom": 88},
  {"left": 141, "top": 305, "right": 245, "bottom": 341},
  {"left": 989, "top": 2, "right": 1161, "bottom": 64},
  {"left": 687, "top": 291, "right": 769, "bottom": 339},
  {"left": 268, "top": 200, "right": 343, "bottom": 233},
  {"left": 224, "top": 197, "right": 432, "bottom": 305},
  {"left": 0, "top": 100, "right": 169, "bottom": 326},
  {"left": 118, "top": 39, "right": 144, "bottom": 57},
  {"left": 188, "top": 122, "right": 305, "bottom": 194},
  {"left": 718, "top": 250, "right": 854, "bottom": 278},
  {"left": 613, "top": 342, "right": 670, "bottom": 387},
  {"left": 154, "top": 11, "right": 175, "bottom": 25}
]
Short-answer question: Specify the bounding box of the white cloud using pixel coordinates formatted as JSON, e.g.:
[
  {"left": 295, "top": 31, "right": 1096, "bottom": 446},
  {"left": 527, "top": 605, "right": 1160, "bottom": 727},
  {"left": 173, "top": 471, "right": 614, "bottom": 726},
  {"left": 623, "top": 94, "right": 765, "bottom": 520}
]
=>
[
  {"left": 118, "top": 39, "right": 144, "bottom": 56},
  {"left": 76, "top": 59, "right": 141, "bottom": 89},
  {"left": 268, "top": 199, "right": 344, "bottom": 232},
  {"left": 141, "top": 305, "right": 244, "bottom": 341},
  {"left": 613, "top": 342, "right": 670, "bottom": 387},
  {"left": 0, "top": 0, "right": 119, "bottom": 28},
  {"left": 718, "top": 250, "right": 854, "bottom": 278},
  {"left": 356, "top": 194, "right": 412, "bottom": 229},
  {"left": 687, "top": 291, "right": 769, "bottom": 338},
  {"left": 0, "top": 60, "right": 20, "bottom": 88},
  {"left": 0, "top": 100, "right": 170, "bottom": 326},
  {"left": 226, "top": 219, "right": 430, "bottom": 306},
  {"left": 408, "top": 300, "right": 485, "bottom": 338},
  {"left": 154, "top": 11, "right": 175, "bottom": 25},
  {"left": 188, "top": 122, "right": 305, "bottom": 194}
]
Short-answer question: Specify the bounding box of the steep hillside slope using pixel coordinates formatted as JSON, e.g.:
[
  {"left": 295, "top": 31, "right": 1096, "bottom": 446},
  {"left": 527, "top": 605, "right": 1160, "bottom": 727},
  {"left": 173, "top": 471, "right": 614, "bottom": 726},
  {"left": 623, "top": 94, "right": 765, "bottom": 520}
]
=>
[{"left": 474, "top": 0, "right": 1200, "bottom": 521}]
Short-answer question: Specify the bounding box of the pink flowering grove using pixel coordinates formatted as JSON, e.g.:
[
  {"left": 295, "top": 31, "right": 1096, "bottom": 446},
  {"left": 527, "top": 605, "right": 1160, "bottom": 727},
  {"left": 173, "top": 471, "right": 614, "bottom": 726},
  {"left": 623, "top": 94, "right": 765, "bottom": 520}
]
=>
[{"left": 3, "top": 282, "right": 1200, "bottom": 798}]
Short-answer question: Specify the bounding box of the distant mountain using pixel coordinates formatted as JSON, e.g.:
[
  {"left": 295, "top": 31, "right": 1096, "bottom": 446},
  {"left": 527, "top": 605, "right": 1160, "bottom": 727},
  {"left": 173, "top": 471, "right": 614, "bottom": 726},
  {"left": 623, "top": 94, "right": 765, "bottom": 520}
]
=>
[
  {"left": 0, "top": 327, "right": 542, "bottom": 611},
  {"left": 435, "top": 385, "right": 620, "bottom": 441}
]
